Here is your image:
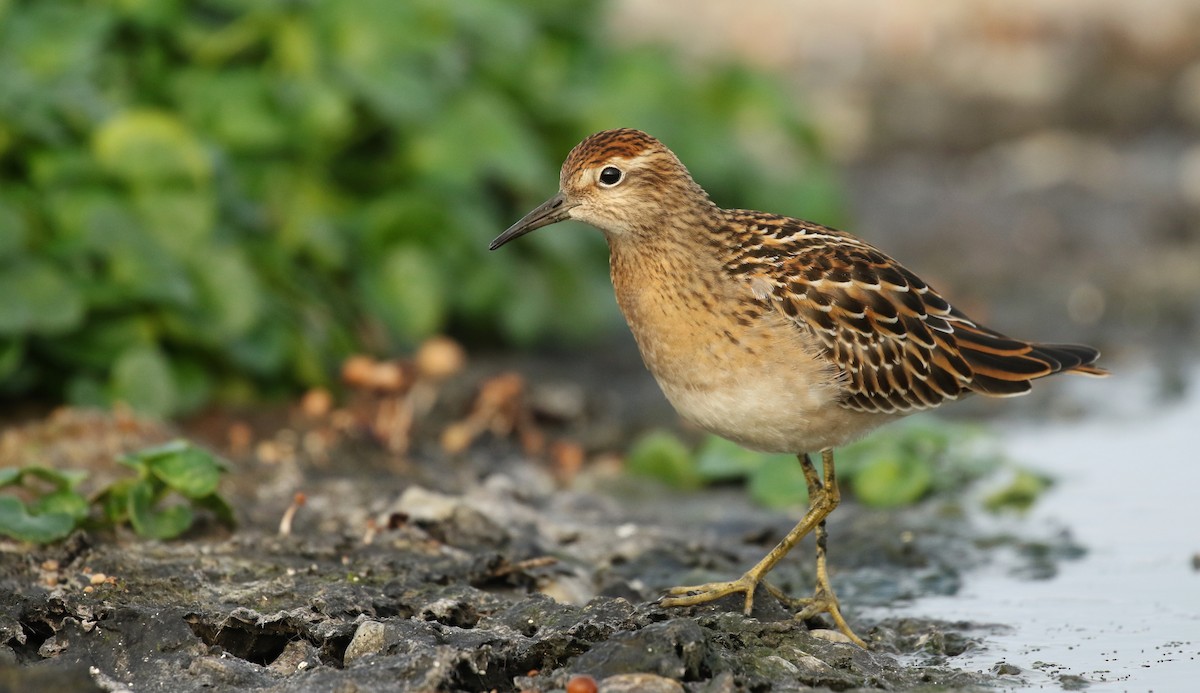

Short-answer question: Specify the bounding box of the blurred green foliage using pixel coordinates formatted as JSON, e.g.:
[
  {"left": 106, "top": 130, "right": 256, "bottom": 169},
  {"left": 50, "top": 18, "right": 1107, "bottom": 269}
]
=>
[
  {"left": 628, "top": 419, "right": 1006, "bottom": 509},
  {"left": 0, "top": 440, "right": 232, "bottom": 543},
  {"left": 0, "top": 0, "right": 838, "bottom": 417},
  {"left": 983, "top": 469, "right": 1052, "bottom": 513},
  {"left": 99, "top": 439, "right": 234, "bottom": 539},
  {"left": 625, "top": 430, "right": 703, "bottom": 491},
  {"left": 0, "top": 466, "right": 89, "bottom": 543}
]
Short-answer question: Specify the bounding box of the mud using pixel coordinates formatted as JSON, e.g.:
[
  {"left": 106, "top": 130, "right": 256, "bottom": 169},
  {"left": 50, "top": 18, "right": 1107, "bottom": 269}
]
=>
[{"left": 0, "top": 380, "right": 1085, "bottom": 692}]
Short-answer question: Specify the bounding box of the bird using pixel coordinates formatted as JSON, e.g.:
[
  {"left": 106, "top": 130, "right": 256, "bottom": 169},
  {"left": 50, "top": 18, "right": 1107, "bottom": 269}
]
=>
[{"left": 488, "top": 128, "right": 1107, "bottom": 647}]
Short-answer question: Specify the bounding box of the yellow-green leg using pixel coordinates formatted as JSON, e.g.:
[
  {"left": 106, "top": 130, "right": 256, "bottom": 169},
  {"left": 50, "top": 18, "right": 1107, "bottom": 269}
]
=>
[
  {"left": 789, "top": 450, "right": 865, "bottom": 646},
  {"left": 661, "top": 449, "right": 865, "bottom": 647}
]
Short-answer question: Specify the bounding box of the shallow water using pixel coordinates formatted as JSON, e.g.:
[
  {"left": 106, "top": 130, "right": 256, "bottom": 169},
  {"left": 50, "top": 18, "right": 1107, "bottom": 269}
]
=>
[{"left": 892, "top": 366, "right": 1200, "bottom": 689}]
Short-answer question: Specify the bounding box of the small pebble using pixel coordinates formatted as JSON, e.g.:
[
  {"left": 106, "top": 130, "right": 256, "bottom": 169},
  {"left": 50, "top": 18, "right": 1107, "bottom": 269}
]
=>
[
  {"left": 809, "top": 628, "right": 854, "bottom": 644},
  {"left": 597, "top": 673, "right": 683, "bottom": 693},
  {"left": 566, "top": 674, "right": 598, "bottom": 693},
  {"left": 344, "top": 620, "right": 387, "bottom": 664},
  {"left": 992, "top": 661, "right": 1022, "bottom": 676}
]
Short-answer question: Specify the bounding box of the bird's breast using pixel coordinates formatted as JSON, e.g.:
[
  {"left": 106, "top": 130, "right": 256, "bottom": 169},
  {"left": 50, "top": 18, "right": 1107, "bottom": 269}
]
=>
[{"left": 609, "top": 251, "right": 878, "bottom": 452}]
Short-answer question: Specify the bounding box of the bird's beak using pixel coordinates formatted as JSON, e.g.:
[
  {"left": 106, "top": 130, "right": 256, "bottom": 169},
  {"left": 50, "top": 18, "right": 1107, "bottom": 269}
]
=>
[{"left": 489, "top": 192, "right": 576, "bottom": 250}]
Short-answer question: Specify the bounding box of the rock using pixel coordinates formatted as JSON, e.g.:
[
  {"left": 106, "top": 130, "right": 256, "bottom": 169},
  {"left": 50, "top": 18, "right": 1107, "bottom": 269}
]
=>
[
  {"left": 419, "top": 598, "right": 480, "bottom": 628},
  {"left": 571, "top": 619, "right": 706, "bottom": 681},
  {"left": 393, "top": 486, "right": 510, "bottom": 549},
  {"left": 38, "top": 634, "right": 68, "bottom": 658},
  {"left": 0, "top": 662, "right": 103, "bottom": 693},
  {"left": 807, "top": 628, "right": 855, "bottom": 645},
  {"left": 343, "top": 620, "right": 387, "bottom": 664},
  {"left": 693, "top": 670, "right": 737, "bottom": 692},
  {"left": 186, "top": 654, "right": 268, "bottom": 688},
  {"left": 598, "top": 672, "right": 684, "bottom": 693},
  {"left": 394, "top": 486, "right": 460, "bottom": 523},
  {"left": 268, "top": 639, "right": 320, "bottom": 674}
]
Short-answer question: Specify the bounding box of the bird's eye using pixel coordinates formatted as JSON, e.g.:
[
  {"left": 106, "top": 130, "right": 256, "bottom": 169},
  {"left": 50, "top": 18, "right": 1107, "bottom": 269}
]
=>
[{"left": 598, "top": 166, "right": 623, "bottom": 187}]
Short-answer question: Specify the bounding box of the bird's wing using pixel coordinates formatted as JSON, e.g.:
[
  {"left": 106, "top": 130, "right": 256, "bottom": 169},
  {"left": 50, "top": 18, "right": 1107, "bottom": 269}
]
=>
[{"left": 723, "top": 216, "right": 1091, "bottom": 413}]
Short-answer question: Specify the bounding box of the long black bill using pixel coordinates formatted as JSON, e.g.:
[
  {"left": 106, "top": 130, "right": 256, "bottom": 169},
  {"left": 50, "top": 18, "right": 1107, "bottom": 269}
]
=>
[{"left": 489, "top": 192, "right": 575, "bottom": 250}]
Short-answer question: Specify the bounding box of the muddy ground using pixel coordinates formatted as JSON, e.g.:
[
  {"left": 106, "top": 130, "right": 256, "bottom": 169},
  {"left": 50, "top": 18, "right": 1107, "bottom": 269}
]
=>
[{"left": 0, "top": 347, "right": 1091, "bottom": 693}]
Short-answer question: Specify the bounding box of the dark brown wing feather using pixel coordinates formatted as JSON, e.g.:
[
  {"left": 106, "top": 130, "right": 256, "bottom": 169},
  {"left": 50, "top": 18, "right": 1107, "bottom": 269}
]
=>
[{"left": 723, "top": 213, "right": 1107, "bottom": 414}]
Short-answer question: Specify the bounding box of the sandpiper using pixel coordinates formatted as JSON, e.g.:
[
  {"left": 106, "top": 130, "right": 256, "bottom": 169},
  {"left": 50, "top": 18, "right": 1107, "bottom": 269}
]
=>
[{"left": 489, "top": 128, "right": 1106, "bottom": 647}]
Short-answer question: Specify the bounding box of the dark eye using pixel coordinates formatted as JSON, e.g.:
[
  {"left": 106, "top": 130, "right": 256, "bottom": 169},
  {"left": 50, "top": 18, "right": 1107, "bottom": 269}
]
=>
[{"left": 598, "top": 166, "right": 623, "bottom": 187}]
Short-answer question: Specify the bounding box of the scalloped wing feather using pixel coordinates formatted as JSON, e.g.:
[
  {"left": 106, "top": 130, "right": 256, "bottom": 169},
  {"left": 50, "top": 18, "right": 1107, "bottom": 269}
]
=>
[{"left": 723, "top": 214, "right": 1106, "bottom": 414}]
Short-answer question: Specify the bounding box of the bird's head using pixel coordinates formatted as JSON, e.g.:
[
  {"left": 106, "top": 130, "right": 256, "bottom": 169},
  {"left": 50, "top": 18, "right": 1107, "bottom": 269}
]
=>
[{"left": 489, "top": 128, "right": 710, "bottom": 250}]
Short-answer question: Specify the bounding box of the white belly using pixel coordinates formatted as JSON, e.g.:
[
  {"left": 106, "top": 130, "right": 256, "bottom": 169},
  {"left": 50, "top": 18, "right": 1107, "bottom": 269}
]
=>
[{"left": 657, "top": 373, "right": 888, "bottom": 453}]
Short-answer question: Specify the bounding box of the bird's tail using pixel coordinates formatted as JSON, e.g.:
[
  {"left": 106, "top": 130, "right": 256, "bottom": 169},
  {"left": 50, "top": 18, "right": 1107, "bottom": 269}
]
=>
[{"left": 951, "top": 321, "right": 1108, "bottom": 397}]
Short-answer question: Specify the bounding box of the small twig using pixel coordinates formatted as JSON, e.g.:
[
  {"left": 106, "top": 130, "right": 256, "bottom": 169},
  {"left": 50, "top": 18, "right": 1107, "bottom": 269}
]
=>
[
  {"left": 278, "top": 492, "right": 307, "bottom": 536},
  {"left": 489, "top": 556, "right": 558, "bottom": 579}
]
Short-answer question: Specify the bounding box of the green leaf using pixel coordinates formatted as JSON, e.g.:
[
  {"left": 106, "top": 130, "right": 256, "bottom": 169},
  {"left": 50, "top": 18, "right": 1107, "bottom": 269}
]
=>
[
  {"left": 495, "top": 259, "right": 552, "bottom": 345},
  {"left": 41, "top": 315, "right": 154, "bottom": 372},
  {"left": 133, "top": 188, "right": 216, "bottom": 255},
  {"left": 169, "top": 357, "right": 214, "bottom": 415},
  {"left": 18, "top": 466, "right": 88, "bottom": 491},
  {"left": 319, "top": 0, "right": 444, "bottom": 124},
  {"left": 110, "top": 344, "right": 178, "bottom": 417},
  {"left": 361, "top": 245, "right": 447, "bottom": 344},
  {"left": 985, "top": 470, "right": 1052, "bottom": 513},
  {"left": 121, "top": 438, "right": 190, "bottom": 465},
  {"left": 148, "top": 445, "right": 222, "bottom": 498},
  {"left": 227, "top": 320, "right": 290, "bottom": 375},
  {"left": 0, "top": 469, "right": 21, "bottom": 486},
  {"left": 0, "top": 259, "right": 85, "bottom": 335},
  {"left": 0, "top": 200, "right": 28, "bottom": 256},
  {"left": 625, "top": 430, "right": 701, "bottom": 490},
  {"left": 272, "top": 172, "right": 348, "bottom": 268},
  {"left": 852, "top": 454, "right": 934, "bottom": 508},
  {"left": 93, "top": 110, "right": 212, "bottom": 185},
  {"left": 66, "top": 375, "right": 109, "bottom": 409},
  {"left": 31, "top": 489, "right": 90, "bottom": 521},
  {"left": 173, "top": 68, "right": 288, "bottom": 153},
  {"left": 190, "top": 246, "right": 263, "bottom": 339},
  {"left": 0, "top": 338, "right": 24, "bottom": 383},
  {"left": 98, "top": 478, "right": 136, "bottom": 524},
  {"left": 0, "top": 496, "right": 76, "bottom": 543},
  {"left": 112, "top": 0, "right": 183, "bottom": 28},
  {"left": 747, "top": 455, "right": 811, "bottom": 509},
  {"left": 194, "top": 493, "right": 237, "bottom": 528},
  {"left": 284, "top": 76, "right": 354, "bottom": 144},
  {"left": 695, "top": 435, "right": 788, "bottom": 482},
  {"left": 410, "top": 89, "right": 550, "bottom": 192},
  {"left": 103, "top": 229, "right": 196, "bottom": 306},
  {"left": 126, "top": 480, "right": 194, "bottom": 539}
]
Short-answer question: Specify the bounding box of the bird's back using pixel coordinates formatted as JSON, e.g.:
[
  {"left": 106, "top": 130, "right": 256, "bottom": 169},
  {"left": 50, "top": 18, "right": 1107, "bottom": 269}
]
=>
[{"left": 717, "top": 209, "right": 1107, "bottom": 415}]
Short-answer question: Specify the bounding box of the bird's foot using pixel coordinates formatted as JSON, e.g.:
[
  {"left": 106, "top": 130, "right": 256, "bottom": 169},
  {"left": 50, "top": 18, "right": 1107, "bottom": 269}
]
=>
[
  {"left": 764, "top": 581, "right": 866, "bottom": 648},
  {"left": 659, "top": 570, "right": 764, "bottom": 615}
]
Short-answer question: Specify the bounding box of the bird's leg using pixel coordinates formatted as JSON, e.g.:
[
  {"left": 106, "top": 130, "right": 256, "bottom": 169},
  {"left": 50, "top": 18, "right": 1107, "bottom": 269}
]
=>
[
  {"left": 786, "top": 450, "right": 866, "bottom": 647},
  {"left": 660, "top": 452, "right": 838, "bottom": 621}
]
